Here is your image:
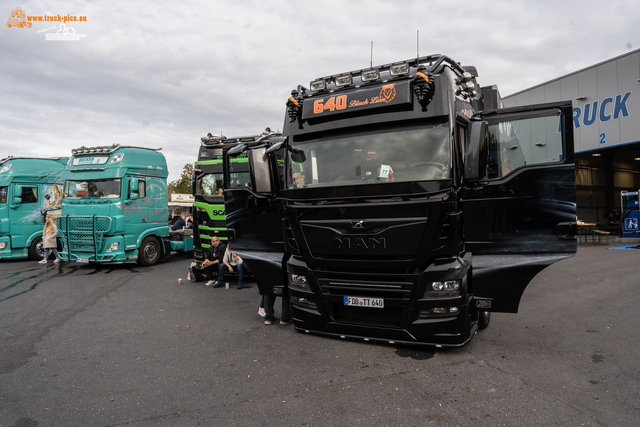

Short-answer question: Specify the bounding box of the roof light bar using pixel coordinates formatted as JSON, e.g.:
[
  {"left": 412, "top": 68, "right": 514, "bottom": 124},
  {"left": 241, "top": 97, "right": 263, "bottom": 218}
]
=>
[{"left": 71, "top": 145, "right": 120, "bottom": 155}]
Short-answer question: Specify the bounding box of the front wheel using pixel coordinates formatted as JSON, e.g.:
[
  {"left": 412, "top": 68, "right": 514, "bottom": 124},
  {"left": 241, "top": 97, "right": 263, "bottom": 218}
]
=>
[
  {"left": 139, "top": 237, "right": 161, "bottom": 266},
  {"left": 28, "top": 237, "right": 44, "bottom": 260},
  {"left": 478, "top": 311, "right": 491, "bottom": 330}
]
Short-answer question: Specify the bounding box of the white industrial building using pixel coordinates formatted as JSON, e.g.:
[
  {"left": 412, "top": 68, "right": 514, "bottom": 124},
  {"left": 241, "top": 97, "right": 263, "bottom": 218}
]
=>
[{"left": 503, "top": 48, "right": 640, "bottom": 222}]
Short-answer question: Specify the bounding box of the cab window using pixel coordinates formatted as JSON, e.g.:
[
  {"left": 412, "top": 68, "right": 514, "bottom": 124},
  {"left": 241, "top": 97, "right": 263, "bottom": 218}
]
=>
[
  {"left": 197, "top": 173, "right": 224, "bottom": 196},
  {"left": 20, "top": 186, "right": 38, "bottom": 204},
  {"left": 229, "top": 157, "right": 253, "bottom": 190},
  {"left": 486, "top": 114, "right": 563, "bottom": 179}
]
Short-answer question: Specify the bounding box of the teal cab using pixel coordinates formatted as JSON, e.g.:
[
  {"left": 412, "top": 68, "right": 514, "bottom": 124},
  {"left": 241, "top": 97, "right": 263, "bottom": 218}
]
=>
[
  {"left": 57, "top": 144, "right": 182, "bottom": 266},
  {"left": 0, "top": 157, "right": 68, "bottom": 260}
]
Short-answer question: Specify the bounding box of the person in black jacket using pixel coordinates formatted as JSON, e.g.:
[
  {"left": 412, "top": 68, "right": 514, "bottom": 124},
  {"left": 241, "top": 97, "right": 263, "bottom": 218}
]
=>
[
  {"left": 202, "top": 236, "right": 226, "bottom": 287},
  {"left": 171, "top": 214, "right": 186, "bottom": 231}
]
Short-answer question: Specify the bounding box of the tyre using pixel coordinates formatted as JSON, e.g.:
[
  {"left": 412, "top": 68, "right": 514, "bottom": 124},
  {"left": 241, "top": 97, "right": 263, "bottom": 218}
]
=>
[
  {"left": 28, "top": 236, "right": 44, "bottom": 260},
  {"left": 139, "top": 236, "right": 161, "bottom": 266},
  {"left": 478, "top": 311, "right": 491, "bottom": 330}
]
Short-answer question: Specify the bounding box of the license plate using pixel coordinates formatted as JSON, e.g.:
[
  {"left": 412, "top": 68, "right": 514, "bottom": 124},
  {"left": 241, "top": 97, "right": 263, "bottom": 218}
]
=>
[
  {"left": 344, "top": 296, "right": 384, "bottom": 308},
  {"left": 75, "top": 257, "right": 89, "bottom": 263}
]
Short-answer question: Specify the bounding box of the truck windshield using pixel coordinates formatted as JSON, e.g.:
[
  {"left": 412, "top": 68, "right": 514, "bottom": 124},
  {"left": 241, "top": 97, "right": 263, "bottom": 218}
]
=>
[
  {"left": 286, "top": 121, "right": 451, "bottom": 189},
  {"left": 64, "top": 179, "right": 122, "bottom": 199},
  {"left": 0, "top": 186, "right": 6, "bottom": 204},
  {"left": 197, "top": 173, "right": 224, "bottom": 196}
]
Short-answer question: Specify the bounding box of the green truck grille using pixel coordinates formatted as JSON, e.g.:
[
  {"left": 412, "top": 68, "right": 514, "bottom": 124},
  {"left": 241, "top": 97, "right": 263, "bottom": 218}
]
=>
[{"left": 57, "top": 215, "right": 112, "bottom": 253}]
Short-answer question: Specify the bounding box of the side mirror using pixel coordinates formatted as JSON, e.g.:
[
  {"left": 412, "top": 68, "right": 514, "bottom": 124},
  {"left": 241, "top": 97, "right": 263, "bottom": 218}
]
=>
[
  {"left": 228, "top": 144, "right": 248, "bottom": 157},
  {"left": 265, "top": 141, "right": 285, "bottom": 154},
  {"left": 129, "top": 178, "right": 139, "bottom": 200},
  {"left": 14, "top": 185, "right": 23, "bottom": 197},
  {"left": 192, "top": 172, "right": 197, "bottom": 196},
  {"left": 465, "top": 120, "right": 488, "bottom": 183},
  {"left": 291, "top": 149, "right": 306, "bottom": 163},
  {"left": 10, "top": 196, "right": 22, "bottom": 208}
]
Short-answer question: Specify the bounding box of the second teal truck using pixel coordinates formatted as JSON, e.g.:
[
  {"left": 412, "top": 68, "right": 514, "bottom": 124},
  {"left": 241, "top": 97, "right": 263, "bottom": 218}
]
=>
[
  {"left": 56, "top": 144, "right": 192, "bottom": 266},
  {"left": 0, "top": 156, "right": 68, "bottom": 260}
]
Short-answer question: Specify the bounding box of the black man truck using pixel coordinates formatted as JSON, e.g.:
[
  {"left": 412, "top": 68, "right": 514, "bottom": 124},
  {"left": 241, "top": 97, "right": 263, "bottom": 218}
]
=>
[{"left": 277, "top": 54, "right": 576, "bottom": 347}]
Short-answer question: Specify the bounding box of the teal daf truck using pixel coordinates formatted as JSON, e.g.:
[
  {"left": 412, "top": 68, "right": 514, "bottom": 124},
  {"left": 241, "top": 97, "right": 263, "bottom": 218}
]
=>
[
  {"left": 0, "top": 157, "right": 68, "bottom": 260},
  {"left": 56, "top": 144, "right": 192, "bottom": 266}
]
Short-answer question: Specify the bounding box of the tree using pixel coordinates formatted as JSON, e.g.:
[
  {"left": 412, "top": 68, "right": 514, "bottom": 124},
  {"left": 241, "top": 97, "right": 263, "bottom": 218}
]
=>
[{"left": 168, "top": 163, "right": 193, "bottom": 196}]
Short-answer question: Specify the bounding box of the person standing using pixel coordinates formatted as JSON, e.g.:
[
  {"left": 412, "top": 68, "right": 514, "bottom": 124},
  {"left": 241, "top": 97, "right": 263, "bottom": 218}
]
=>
[
  {"left": 263, "top": 288, "right": 292, "bottom": 325},
  {"left": 39, "top": 216, "right": 60, "bottom": 264}
]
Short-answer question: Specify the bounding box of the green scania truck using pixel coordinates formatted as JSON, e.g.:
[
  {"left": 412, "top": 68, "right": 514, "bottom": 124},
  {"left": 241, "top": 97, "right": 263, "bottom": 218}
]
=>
[
  {"left": 0, "top": 156, "right": 68, "bottom": 260},
  {"left": 56, "top": 144, "right": 192, "bottom": 266}
]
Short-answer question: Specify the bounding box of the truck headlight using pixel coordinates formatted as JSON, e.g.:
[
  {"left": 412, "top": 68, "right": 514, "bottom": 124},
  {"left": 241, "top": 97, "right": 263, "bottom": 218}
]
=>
[
  {"left": 422, "top": 280, "right": 461, "bottom": 299},
  {"left": 0, "top": 241, "right": 7, "bottom": 251},
  {"left": 289, "top": 273, "right": 309, "bottom": 291},
  {"left": 105, "top": 242, "right": 120, "bottom": 252}
]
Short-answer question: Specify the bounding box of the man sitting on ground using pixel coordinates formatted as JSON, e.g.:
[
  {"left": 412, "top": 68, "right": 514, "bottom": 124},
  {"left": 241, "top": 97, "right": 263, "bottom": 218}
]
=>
[{"left": 202, "top": 236, "right": 226, "bottom": 287}]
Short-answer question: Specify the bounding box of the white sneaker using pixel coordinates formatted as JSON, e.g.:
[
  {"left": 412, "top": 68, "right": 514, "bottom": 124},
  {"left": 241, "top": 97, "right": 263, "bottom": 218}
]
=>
[
  {"left": 38, "top": 259, "right": 47, "bottom": 264},
  {"left": 53, "top": 258, "right": 60, "bottom": 263},
  {"left": 258, "top": 307, "right": 266, "bottom": 318},
  {"left": 205, "top": 280, "right": 215, "bottom": 286}
]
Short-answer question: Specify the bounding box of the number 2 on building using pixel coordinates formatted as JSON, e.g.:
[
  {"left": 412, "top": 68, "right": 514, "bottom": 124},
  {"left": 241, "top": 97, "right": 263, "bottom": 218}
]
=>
[{"left": 314, "top": 95, "right": 347, "bottom": 114}]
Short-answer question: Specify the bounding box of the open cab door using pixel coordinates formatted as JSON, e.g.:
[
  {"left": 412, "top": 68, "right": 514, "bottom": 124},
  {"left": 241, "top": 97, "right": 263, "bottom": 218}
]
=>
[
  {"left": 462, "top": 101, "right": 577, "bottom": 313},
  {"left": 224, "top": 143, "right": 287, "bottom": 297}
]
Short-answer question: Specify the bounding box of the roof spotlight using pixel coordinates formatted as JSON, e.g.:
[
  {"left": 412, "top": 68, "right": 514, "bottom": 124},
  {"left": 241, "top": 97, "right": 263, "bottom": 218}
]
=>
[
  {"left": 361, "top": 69, "right": 380, "bottom": 82},
  {"left": 390, "top": 63, "right": 410, "bottom": 76},
  {"left": 335, "top": 74, "right": 353, "bottom": 87},
  {"left": 310, "top": 79, "right": 326, "bottom": 92}
]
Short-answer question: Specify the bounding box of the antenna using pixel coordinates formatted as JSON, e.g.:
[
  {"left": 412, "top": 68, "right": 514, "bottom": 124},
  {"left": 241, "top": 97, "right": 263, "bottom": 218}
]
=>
[
  {"left": 416, "top": 30, "right": 419, "bottom": 61},
  {"left": 370, "top": 41, "right": 373, "bottom": 68}
]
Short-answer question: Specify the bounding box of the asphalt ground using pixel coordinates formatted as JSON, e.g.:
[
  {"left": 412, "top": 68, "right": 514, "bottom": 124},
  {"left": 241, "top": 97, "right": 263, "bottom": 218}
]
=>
[{"left": 1, "top": 241, "right": 639, "bottom": 427}]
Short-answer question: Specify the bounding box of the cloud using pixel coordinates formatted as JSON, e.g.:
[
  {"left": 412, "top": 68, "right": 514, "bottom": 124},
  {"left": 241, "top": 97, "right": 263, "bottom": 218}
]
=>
[{"left": 2, "top": 0, "right": 639, "bottom": 181}]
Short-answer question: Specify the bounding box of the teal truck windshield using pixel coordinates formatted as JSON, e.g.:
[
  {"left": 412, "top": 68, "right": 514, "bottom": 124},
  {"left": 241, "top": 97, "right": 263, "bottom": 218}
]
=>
[
  {"left": 197, "top": 173, "right": 224, "bottom": 196},
  {"left": 286, "top": 121, "right": 451, "bottom": 189},
  {"left": 63, "top": 179, "right": 122, "bottom": 199},
  {"left": 0, "top": 186, "right": 6, "bottom": 203}
]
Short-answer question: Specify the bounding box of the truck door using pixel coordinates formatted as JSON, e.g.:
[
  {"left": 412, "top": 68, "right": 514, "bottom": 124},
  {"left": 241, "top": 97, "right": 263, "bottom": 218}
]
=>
[
  {"left": 225, "top": 146, "right": 286, "bottom": 296},
  {"left": 10, "top": 184, "right": 43, "bottom": 251},
  {"left": 462, "top": 101, "right": 576, "bottom": 313}
]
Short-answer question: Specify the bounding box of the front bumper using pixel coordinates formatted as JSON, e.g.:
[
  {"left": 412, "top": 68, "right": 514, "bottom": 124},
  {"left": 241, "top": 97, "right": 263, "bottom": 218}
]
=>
[
  {"left": 0, "top": 237, "right": 28, "bottom": 260},
  {"left": 287, "top": 255, "right": 476, "bottom": 347}
]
